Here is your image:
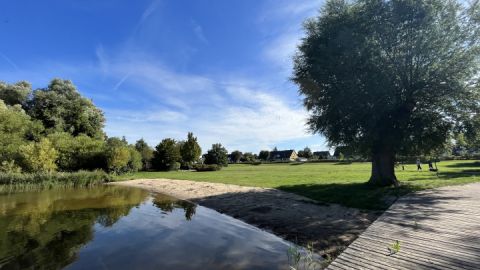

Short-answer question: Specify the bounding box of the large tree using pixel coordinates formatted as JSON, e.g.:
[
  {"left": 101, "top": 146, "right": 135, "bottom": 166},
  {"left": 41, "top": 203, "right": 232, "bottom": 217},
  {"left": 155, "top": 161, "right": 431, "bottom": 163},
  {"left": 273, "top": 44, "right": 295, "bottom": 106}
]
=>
[
  {"left": 204, "top": 143, "right": 228, "bottom": 166},
  {"left": 135, "top": 138, "right": 154, "bottom": 170},
  {"left": 293, "top": 0, "right": 480, "bottom": 186},
  {"left": 29, "top": 78, "right": 105, "bottom": 138},
  {"left": 0, "top": 81, "right": 32, "bottom": 106},
  {"left": 179, "top": 132, "right": 202, "bottom": 168},
  {"left": 152, "top": 138, "right": 181, "bottom": 171}
]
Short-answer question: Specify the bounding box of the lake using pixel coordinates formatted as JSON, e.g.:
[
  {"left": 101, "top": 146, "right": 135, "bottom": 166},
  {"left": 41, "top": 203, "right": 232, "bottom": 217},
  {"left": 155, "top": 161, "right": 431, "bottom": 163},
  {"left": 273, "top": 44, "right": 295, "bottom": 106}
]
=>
[{"left": 0, "top": 185, "right": 298, "bottom": 269}]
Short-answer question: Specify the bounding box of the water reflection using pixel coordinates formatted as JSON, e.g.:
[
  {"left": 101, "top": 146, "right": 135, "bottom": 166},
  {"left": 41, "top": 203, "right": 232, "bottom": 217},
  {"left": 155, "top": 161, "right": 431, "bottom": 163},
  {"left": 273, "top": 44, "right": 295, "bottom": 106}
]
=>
[
  {"left": 152, "top": 194, "right": 197, "bottom": 221},
  {"left": 0, "top": 186, "right": 294, "bottom": 270},
  {"left": 0, "top": 186, "right": 149, "bottom": 269}
]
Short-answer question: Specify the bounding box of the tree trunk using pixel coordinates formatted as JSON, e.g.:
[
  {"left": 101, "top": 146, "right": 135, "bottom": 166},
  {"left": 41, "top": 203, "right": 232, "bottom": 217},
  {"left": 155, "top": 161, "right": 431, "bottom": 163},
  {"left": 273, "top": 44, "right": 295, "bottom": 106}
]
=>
[{"left": 369, "top": 150, "right": 399, "bottom": 187}]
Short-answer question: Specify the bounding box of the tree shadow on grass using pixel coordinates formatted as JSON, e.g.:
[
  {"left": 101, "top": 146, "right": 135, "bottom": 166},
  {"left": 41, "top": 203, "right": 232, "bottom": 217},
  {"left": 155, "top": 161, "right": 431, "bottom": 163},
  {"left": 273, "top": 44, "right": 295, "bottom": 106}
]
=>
[
  {"left": 445, "top": 161, "right": 480, "bottom": 168},
  {"left": 277, "top": 182, "right": 415, "bottom": 211}
]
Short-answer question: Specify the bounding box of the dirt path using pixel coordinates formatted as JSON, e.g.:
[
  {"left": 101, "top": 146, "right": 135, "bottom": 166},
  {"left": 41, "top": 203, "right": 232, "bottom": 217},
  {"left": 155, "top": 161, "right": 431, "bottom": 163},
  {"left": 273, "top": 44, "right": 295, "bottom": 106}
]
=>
[{"left": 112, "top": 179, "right": 379, "bottom": 256}]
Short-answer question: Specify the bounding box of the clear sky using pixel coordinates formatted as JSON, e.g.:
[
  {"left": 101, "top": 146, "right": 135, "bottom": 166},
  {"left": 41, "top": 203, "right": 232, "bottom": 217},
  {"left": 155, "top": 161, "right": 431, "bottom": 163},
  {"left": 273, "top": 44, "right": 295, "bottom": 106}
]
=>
[{"left": 0, "top": 0, "right": 328, "bottom": 153}]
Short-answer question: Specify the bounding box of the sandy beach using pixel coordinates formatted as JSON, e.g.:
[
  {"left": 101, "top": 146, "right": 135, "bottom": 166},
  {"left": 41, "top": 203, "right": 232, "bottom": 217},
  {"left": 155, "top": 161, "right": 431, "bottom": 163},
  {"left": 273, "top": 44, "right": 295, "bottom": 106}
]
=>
[{"left": 112, "top": 179, "right": 379, "bottom": 257}]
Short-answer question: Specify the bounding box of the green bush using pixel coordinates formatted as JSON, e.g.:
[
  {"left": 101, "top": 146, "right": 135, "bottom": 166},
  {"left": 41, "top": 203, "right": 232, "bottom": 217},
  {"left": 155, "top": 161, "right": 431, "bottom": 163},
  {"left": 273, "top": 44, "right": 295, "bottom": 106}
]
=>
[
  {"left": 19, "top": 138, "right": 58, "bottom": 173},
  {"left": 251, "top": 161, "right": 262, "bottom": 166},
  {"left": 193, "top": 164, "right": 222, "bottom": 172}
]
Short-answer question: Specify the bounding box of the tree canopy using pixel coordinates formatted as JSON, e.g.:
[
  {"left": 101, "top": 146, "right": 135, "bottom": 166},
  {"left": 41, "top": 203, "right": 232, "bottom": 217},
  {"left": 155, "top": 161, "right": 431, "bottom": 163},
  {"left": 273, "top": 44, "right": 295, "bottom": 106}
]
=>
[
  {"left": 293, "top": 0, "right": 480, "bottom": 185},
  {"left": 180, "top": 132, "right": 202, "bottom": 168},
  {"left": 29, "top": 79, "right": 105, "bottom": 138},
  {"left": 204, "top": 143, "right": 229, "bottom": 166}
]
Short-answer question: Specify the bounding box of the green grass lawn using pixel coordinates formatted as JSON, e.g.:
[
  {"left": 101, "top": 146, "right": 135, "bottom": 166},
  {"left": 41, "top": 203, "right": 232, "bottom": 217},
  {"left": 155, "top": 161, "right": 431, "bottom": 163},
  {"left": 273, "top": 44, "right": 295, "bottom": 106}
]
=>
[{"left": 115, "top": 160, "right": 480, "bottom": 210}]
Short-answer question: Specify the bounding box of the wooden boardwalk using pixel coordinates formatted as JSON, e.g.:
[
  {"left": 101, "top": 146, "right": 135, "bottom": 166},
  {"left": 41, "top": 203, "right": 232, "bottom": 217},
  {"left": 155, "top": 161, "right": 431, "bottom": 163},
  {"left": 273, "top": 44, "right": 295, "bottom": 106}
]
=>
[{"left": 327, "top": 183, "right": 480, "bottom": 270}]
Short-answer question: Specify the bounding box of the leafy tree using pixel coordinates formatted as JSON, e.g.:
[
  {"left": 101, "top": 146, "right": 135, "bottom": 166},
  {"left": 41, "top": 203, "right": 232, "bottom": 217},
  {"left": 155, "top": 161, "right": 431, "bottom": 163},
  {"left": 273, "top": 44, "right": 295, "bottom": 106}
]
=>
[
  {"left": 152, "top": 138, "right": 181, "bottom": 171},
  {"left": 135, "top": 138, "right": 154, "bottom": 170},
  {"left": 298, "top": 147, "right": 313, "bottom": 159},
  {"left": 180, "top": 132, "right": 202, "bottom": 168},
  {"left": 241, "top": 152, "right": 255, "bottom": 162},
  {"left": 105, "top": 137, "right": 131, "bottom": 174},
  {"left": 258, "top": 150, "right": 270, "bottom": 161},
  {"left": 230, "top": 150, "right": 243, "bottom": 163},
  {"left": 293, "top": 0, "right": 480, "bottom": 186},
  {"left": 28, "top": 78, "right": 105, "bottom": 138},
  {"left": 0, "top": 81, "right": 31, "bottom": 106},
  {"left": 204, "top": 143, "right": 228, "bottom": 166},
  {"left": 127, "top": 146, "right": 142, "bottom": 172},
  {"left": 0, "top": 101, "right": 37, "bottom": 165},
  {"left": 19, "top": 138, "right": 58, "bottom": 173}
]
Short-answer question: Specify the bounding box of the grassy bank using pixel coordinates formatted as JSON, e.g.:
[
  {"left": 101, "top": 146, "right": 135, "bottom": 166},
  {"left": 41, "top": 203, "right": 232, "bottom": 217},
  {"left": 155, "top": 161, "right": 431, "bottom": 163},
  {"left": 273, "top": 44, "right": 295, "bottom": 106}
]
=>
[
  {"left": 0, "top": 170, "right": 112, "bottom": 191},
  {"left": 116, "top": 160, "right": 480, "bottom": 210}
]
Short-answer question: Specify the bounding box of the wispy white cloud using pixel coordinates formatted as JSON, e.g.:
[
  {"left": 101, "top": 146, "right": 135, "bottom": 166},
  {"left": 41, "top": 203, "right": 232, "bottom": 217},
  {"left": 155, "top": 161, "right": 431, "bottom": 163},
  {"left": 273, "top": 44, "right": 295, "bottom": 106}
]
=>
[
  {"left": 0, "top": 52, "right": 19, "bottom": 71},
  {"left": 134, "top": 0, "right": 162, "bottom": 33}
]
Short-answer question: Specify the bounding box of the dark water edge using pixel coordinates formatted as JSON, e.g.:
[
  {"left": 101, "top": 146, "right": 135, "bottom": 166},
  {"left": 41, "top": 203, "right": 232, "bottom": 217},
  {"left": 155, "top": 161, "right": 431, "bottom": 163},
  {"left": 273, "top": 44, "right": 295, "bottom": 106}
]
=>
[{"left": 0, "top": 185, "right": 297, "bottom": 270}]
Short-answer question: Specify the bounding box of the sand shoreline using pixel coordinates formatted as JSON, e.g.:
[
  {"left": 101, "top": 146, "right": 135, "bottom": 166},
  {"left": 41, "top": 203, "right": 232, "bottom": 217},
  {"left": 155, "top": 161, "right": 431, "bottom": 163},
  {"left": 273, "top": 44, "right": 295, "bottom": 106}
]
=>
[{"left": 112, "top": 179, "right": 379, "bottom": 256}]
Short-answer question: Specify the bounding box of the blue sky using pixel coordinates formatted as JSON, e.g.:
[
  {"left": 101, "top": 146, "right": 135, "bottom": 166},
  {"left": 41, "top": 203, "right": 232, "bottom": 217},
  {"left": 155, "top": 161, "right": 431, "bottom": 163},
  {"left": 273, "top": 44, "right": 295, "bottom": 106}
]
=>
[{"left": 0, "top": 0, "right": 328, "bottom": 153}]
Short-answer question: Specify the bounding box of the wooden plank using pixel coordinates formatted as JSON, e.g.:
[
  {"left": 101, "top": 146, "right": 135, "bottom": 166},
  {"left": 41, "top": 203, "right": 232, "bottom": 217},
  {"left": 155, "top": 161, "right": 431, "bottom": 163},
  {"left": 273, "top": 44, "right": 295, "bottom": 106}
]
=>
[{"left": 326, "top": 183, "right": 480, "bottom": 270}]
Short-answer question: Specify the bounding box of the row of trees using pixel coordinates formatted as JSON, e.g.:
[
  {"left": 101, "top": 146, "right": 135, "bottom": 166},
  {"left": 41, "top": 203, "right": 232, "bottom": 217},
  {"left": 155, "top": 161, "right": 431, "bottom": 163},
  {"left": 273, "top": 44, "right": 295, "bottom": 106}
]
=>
[
  {"left": 134, "top": 136, "right": 229, "bottom": 171},
  {"left": 0, "top": 79, "right": 234, "bottom": 174}
]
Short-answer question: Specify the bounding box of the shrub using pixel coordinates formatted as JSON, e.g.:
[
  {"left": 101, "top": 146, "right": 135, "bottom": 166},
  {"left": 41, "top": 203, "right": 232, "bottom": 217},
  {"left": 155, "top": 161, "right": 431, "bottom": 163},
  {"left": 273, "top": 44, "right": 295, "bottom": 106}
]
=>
[
  {"left": 0, "top": 160, "right": 22, "bottom": 173},
  {"left": 251, "top": 161, "right": 262, "bottom": 166},
  {"left": 193, "top": 164, "right": 222, "bottom": 172},
  {"left": 204, "top": 143, "right": 228, "bottom": 166},
  {"left": 19, "top": 138, "right": 58, "bottom": 173}
]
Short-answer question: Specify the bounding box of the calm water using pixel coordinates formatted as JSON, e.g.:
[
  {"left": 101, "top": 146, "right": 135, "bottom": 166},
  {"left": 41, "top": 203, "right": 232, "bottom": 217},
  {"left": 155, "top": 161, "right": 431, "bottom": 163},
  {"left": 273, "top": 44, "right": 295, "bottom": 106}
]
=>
[{"left": 0, "top": 186, "right": 295, "bottom": 270}]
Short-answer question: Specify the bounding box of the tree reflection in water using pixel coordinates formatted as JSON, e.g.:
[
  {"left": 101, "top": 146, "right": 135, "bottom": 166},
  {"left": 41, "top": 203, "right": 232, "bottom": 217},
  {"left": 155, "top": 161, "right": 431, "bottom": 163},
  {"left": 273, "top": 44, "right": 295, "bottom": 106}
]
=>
[
  {"left": 0, "top": 186, "right": 149, "bottom": 270},
  {"left": 152, "top": 193, "right": 197, "bottom": 221}
]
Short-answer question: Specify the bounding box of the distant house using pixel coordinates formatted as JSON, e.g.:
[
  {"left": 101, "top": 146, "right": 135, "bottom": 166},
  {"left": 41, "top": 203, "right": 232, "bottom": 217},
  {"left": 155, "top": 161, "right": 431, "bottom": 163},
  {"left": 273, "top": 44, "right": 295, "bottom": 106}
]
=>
[
  {"left": 313, "top": 151, "right": 332, "bottom": 160},
  {"left": 269, "top": 150, "right": 298, "bottom": 161}
]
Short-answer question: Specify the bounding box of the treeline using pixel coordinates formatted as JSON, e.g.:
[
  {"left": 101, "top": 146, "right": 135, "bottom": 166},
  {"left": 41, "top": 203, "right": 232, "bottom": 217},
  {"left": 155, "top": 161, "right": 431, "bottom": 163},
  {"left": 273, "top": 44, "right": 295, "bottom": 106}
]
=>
[
  {"left": 0, "top": 79, "right": 140, "bottom": 174},
  {"left": 0, "top": 79, "right": 232, "bottom": 175}
]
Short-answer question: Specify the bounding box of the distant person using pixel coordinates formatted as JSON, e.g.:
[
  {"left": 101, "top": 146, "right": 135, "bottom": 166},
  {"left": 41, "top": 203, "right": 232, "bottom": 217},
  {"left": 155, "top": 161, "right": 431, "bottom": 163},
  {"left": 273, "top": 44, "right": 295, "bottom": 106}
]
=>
[
  {"left": 416, "top": 159, "right": 422, "bottom": 171},
  {"left": 428, "top": 160, "right": 438, "bottom": 172}
]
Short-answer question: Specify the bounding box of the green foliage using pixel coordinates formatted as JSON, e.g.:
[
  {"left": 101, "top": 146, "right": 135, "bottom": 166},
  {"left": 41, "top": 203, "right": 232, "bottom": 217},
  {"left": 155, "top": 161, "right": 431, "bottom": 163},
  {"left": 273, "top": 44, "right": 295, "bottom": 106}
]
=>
[
  {"left": 135, "top": 138, "right": 154, "bottom": 170},
  {"left": 259, "top": 150, "right": 270, "bottom": 161},
  {"left": 204, "top": 143, "right": 229, "bottom": 166},
  {"left": 293, "top": 0, "right": 480, "bottom": 184},
  {"left": 241, "top": 152, "right": 255, "bottom": 162},
  {"left": 193, "top": 164, "right": 222, "bottom": 172},
  {"left": 180, "top": 132, "right": 202, "bottom": 168},
  {"left": 48, "top": 132, "right": 106, "bottom": 171},
  {"left": 105, "top": 138, "right": 132, "bottom": 174},
  {"left": 28, "top": 78, "right": 105, "bottom": 138},
  {"left": 0, "top": 160, "right": 22, "bottom": 173},
  {"left": 230, "top": 150, "right": 243, "bottom": 163},
  {"left": 0, "top": 101, "right": 34, "bottom": 164},
  {"left": 127, "top": 146, "right": 142, "bottom": 172},
  {"left": 0, "top": 81, "right": 31, "bottom": 106},
  {"left": 19, "top": 138, "right": 58, "bottom": 173},
  {"left": 152, "top": 138, "right": 182, "bottom": 171},
  {"left": 0, "top": 170, "right": 111, "bottom": 189},
  {"left": 388, "top": 240, "right": 401, "bottom": 255},
  {"left": 298, "top": 147, "right": 313, "bottom": 159}
]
